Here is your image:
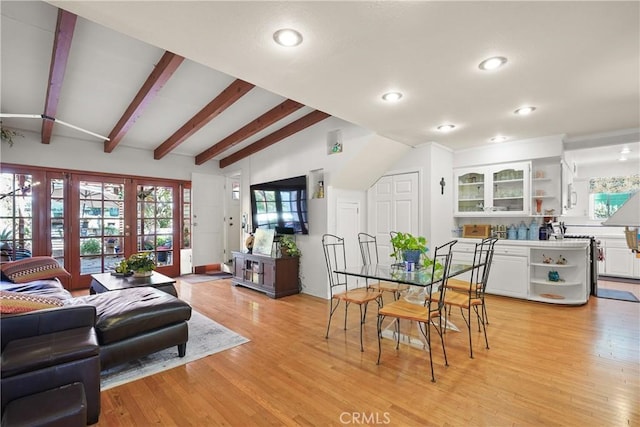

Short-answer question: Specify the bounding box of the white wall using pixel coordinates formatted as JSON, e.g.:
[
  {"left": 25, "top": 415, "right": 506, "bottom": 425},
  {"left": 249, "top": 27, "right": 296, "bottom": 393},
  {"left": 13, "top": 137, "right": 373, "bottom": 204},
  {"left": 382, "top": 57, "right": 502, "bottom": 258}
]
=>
[
  {"left": 454, "top": 134, "right": 563, "bottom": 168},
  {"left": 0, "top": 130, "right": 221, "bottom": 180}
]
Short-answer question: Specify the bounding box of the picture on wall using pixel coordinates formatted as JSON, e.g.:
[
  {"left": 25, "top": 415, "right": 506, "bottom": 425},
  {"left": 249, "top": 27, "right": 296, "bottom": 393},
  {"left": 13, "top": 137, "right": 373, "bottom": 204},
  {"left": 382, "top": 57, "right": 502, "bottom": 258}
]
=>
[{"left": 252, "top": 228, "right": 275, "bottom": 256}]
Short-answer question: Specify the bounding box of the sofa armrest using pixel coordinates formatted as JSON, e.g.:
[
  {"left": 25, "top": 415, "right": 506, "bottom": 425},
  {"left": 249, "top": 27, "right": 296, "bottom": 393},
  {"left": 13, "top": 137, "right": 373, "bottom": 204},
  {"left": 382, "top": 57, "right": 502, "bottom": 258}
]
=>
[{"left": 1, "top": 305, "right": 96, "bottom": 351}]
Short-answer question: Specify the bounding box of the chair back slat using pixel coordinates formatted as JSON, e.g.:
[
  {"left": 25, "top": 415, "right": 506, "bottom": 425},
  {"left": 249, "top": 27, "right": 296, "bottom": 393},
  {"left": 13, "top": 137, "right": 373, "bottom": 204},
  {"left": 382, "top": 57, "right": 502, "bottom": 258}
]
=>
[
  {"left": 357, "top": 232, "right": 379, "bottom": 266},
  {"left": 322, "top": 234, "right": 349, "bottom": 295},
  {"left": 469, "top": 237, "right": 498, "bottom": 296},
  {"left": 427, "top": 240, "right": 457, "bottom": 311}
]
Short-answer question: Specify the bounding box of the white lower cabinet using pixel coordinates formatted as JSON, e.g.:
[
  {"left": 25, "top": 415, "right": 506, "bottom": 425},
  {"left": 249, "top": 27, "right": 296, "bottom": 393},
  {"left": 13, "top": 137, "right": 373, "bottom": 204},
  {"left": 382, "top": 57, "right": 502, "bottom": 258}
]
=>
[
  {"left": 452, "top": 238, "right": 590, "bottom": 305},
  {"left": 529, "top": 246, "right": 588, "bottom": 305},
  {"left": 486, "top": 246, "right": 528, "bottom": 299},
  {"left": 602, "top": 239, "right": 637, "bottom": 278}
]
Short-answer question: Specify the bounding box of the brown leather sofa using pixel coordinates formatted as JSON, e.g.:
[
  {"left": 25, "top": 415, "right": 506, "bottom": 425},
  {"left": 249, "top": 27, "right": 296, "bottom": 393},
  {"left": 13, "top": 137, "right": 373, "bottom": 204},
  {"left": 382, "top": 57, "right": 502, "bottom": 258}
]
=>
[
  {"left": 1, "top": 305, "right": 101, "bottom": 425},
  {"left": 1, "top": 279, "right": 192, "bottom": 425}
]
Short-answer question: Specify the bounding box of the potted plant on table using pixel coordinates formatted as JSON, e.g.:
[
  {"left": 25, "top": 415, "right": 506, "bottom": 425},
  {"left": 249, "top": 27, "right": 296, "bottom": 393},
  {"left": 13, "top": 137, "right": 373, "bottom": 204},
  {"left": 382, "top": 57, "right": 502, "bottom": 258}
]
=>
[
  {"left": 124, "top": 252, "right": 156, "bottom": 277},
  {"left": 279, "top": 235, "right": 301, "bottom": 257},
  {"left": 390, "top": 232, "right": 433, "bottom": 268}
]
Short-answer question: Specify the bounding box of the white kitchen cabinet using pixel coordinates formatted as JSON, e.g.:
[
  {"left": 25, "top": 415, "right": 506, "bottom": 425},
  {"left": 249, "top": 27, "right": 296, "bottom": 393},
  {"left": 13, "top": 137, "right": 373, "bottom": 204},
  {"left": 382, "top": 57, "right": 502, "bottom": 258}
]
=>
[
  {"left": 454, "top": 162, "right": 531, "bottom": 216},
  {"left": 529, "top": 246, "right": 588, "bottom": 305},
  {"left": 486, "top": 246, "right": 529, "bottom": 299},
  {"left": 452, "top": 241, "right": 528, "bottom": 299},
  {"left": 531, "top": 159, "right": 561, "bottom": 217},
  {"left": 602, "top": 238, "right": 636, "bottom": 278}
]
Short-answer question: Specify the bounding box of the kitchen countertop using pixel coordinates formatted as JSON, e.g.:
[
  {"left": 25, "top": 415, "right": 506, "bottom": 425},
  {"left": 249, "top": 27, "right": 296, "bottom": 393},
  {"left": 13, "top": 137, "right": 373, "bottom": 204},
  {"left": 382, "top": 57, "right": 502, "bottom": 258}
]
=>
[{"left": 454, "top": 237, "right": 590, "bottom": 248}]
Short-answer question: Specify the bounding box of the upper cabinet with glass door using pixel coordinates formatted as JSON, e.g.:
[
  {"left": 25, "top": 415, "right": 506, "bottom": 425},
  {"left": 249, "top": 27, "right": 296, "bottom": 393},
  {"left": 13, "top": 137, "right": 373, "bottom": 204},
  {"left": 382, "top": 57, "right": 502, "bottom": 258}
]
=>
[{"left": 454, "top": 162, "right": 531, "bottom": 216}]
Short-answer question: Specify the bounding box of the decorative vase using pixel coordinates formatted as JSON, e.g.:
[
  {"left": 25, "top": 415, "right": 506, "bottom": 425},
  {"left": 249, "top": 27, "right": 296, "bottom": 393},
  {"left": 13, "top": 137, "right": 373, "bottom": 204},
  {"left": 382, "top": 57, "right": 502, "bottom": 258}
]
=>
[{"left": 133, "top": 270, "right": 153, "bottom": 278}]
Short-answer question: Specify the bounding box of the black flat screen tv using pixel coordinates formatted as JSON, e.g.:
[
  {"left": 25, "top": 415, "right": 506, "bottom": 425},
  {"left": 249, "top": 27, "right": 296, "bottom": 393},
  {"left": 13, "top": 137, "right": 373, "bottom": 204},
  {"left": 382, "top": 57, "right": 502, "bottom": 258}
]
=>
[{"left": 250, "top": 175, "right": 308, "bottom": 235}]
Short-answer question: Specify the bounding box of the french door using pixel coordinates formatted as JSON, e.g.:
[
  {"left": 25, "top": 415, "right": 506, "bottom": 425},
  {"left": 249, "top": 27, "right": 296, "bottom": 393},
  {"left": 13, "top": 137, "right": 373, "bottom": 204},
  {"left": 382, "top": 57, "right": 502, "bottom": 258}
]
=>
[{"left": 69, "top": 175, "right": 181, "bottom": 287}]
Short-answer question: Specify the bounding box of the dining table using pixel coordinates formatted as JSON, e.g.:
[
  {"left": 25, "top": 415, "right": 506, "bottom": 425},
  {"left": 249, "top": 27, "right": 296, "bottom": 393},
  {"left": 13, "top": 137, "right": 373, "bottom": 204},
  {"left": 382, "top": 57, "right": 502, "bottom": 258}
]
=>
[{"left": 334, "top": 262, "right": 474, "bottom": 343}]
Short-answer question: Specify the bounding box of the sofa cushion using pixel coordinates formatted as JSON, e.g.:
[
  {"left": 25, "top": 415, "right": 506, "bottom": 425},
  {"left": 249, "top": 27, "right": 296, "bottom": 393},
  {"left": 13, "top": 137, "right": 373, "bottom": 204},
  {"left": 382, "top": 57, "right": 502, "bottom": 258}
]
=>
[
  {"left": 1, "top": 327, "right": 99, "bottom": 378},
  {"left": 1, "top": 257, "right": 71, "bottom": 283},
  {"left": 68, "top": 287, "right": 192, "bottom": 345},
  {"left": 1, "top": 279, "right": 72, "bottom": 301},
  {"left": 0, "top": 290, "right": 64, "bottom": 314}
]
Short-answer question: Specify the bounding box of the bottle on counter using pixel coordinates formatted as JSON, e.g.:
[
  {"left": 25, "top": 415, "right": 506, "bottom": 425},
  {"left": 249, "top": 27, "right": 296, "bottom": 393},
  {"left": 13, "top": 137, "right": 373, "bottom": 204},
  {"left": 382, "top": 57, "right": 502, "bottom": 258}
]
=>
[
  {"left": 517, "top": 221, "right": 528, "bottom": 240},
  {"left": 507, "top": 224, "right": 517, "bottom": 240},
  {"left": 528, "top": 219, "right": 539, "bottom": 240},
  {"left": 539, "top": 222, "right": 548, "bottom": 240}
]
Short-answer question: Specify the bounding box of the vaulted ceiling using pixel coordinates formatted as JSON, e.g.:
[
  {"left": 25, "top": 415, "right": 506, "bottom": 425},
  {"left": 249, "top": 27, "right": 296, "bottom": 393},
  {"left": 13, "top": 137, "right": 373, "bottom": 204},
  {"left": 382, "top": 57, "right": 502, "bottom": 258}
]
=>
[{"left": 1, "top": 1, "right": 639, "bottom": 167}]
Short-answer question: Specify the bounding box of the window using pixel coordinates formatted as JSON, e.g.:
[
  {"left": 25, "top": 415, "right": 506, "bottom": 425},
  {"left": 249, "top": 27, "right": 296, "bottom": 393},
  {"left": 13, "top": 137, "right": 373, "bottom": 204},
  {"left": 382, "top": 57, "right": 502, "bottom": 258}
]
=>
[
  {"left": 589, "top": 175, "right": 640, "bottom": 220},
  {"left": 0, "top": 173, "right": 35, "bottom": 261}
]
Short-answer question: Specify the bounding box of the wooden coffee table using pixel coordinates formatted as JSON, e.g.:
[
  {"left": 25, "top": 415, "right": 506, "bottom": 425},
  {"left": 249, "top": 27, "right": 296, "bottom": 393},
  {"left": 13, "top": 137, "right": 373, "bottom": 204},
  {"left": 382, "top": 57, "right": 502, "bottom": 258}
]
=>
[{"left": 89, "top": 271, "right": 178, "bottom": 297}]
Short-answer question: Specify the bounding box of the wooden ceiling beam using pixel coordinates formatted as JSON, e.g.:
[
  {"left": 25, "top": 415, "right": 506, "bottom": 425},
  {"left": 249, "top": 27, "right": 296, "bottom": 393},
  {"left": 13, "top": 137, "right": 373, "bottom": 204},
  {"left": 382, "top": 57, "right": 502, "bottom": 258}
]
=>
[
  {"left": 41, "top": 9, "right": 77, "bottom": 144},
  {"left": 219, "top": 110, "right": 330, "bottom": 168},
  {"left": 195, "top": 99, "right": 304, "bottom": 165},
  {"left": 154, "top": 79, "right": 254, "bottom": 159},
  {"left": 105, "top": 51, "right": 185, "bottom": 153}
]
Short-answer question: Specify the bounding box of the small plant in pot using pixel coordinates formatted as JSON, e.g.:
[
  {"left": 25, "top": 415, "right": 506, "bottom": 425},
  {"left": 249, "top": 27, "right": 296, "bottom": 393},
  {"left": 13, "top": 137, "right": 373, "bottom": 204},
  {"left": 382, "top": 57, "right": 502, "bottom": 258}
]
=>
[
  {"left": 279, "top": 235, "right": 301, "bottom": 257},
  {"left": 126, "top": 252, "right": 156, "bottom": 277},
  {"left": 390, "top": 232, "right": 428, "bottom": 266}
]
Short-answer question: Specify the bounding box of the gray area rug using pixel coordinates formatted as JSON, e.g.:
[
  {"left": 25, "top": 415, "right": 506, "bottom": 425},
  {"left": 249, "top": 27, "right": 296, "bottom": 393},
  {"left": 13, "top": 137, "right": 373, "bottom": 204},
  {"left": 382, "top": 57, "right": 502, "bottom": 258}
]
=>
[
  {"left": 597, "top": 288, "right": 640, "bottom": 302},
  {"left": 100, "top": 310, "right": 249, "bottom": 390}
]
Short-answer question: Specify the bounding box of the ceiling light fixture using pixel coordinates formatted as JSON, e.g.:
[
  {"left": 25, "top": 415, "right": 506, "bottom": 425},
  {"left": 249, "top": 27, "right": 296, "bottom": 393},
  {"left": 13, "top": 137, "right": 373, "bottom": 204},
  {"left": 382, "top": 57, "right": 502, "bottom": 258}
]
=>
[
  {"left": 490, "top": 135, "right": 508, "bottom": 143},
  {"left": 381, "top": 92, "right": 403, "bottom": 102},
  {"left": 619, "top": 156, "right": 628, "bottom": 162},
  {"left": 620, "top": 147, "right": 631, "bottom": 154},
  {"left": 478, "top": 56, "right": 507, "bottom": 71},
  {"left": 273, "top": 29, "right": 303, "bottom": 47},
  {"left": 514, "top": 106, "right": 536, "bottom": 116},
  {"left": 437, "top": 124, "right": 456, "bottom": 132}
]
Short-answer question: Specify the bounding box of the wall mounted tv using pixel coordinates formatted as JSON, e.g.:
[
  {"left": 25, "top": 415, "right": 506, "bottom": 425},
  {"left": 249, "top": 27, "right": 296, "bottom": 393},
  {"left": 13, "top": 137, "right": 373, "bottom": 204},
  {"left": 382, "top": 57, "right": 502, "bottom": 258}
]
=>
[{"left": 250, "top": 175, "right": 308, "bottom": 235}]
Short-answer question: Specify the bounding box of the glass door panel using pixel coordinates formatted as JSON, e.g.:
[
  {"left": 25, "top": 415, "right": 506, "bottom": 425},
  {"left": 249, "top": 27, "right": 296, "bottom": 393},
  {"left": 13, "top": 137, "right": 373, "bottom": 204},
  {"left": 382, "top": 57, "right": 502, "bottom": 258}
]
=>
[
  {"left": 137, "top": 185, "right": 174, "bottom": 267},
  {"left": 0, "top": 173, "right": 34, "bottom": 261},
  {"left": 50, "top": 177, "right": 65, "bottom": 267},
  {"left": 77, "top": 179, "right": 126, "bottom": 280}
]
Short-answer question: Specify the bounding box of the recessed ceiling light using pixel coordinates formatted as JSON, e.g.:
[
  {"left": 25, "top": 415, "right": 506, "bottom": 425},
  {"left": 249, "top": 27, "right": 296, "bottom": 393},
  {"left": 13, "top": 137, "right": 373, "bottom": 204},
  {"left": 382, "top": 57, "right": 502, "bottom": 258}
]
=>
[
  {"left": 490, "top": 135, "right": 508, "bottom": 143},
  {"left": 619, "top": 156, "right": 628, "bottom": 162},
  {"left": 478, "top": 56, "right": 507, "bottom": 71},
  {"left": 514, "top": 106, "right": 536, "bottom": 115},
  {"left": 437, "top": 124, "right": 456, "bottom": 132},
  {"left": 382, "top": 92, "right": 403, "bottom": 102},
  {"left": 620, "top": 147, "right": 631, "bottom": 154},
  {"left": 273, "top": 29, "right": 303, "bottom": 47}
]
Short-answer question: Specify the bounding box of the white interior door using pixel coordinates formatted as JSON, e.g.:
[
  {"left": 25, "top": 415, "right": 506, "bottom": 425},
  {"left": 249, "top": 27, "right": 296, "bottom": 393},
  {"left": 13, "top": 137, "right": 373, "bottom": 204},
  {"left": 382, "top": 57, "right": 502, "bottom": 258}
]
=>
[
  {"left": 192, "top": 173, "right": 224, "bottom": 267},
  {"left": 336, "top": 199, "right": 361, "bottom": 269},
  {"left": 224, "top": 176, "right": 241, "bottom": 264},
  {"left": 369, "top": 172, "right": 419, "bottom": 262}
]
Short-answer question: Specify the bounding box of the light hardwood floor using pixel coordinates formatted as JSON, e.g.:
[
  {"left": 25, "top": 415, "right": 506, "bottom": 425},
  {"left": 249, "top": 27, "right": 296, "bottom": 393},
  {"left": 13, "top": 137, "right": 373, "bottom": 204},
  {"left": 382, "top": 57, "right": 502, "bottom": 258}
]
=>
[{"left": 94, "top": 279, "right": 639, "bottom": 426}]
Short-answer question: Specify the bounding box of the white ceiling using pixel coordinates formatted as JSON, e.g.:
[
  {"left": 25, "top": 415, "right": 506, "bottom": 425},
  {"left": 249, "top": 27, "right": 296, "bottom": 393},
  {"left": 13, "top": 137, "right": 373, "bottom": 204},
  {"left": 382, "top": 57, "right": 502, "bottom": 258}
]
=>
[{"left": 2, "top": 1, "right": 639, "bottom": 166}]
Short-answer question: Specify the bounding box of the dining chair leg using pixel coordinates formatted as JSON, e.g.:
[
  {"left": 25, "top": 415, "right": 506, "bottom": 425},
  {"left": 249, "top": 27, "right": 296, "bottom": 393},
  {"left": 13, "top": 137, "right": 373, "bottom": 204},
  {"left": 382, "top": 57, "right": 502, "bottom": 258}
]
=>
[
  {"left": 376, "top": 314, "right": 384, "bottom": 364},
  {"left": 325, "top": 299, "right": 340, "bottom": 339},
  {"left": 418, "top": 321, "right": 436, "bottom": 382},
  {"left": 358, "top": 304, "right": 365, "bottom": 351},
  {"left": 343, "top": 302, "right": 349, "bottom": 330},
  {"left": 435, "top": 316, "right": 449, "bottom": 367},
  {"left": 476, "top": 304, "right": 490, "bottom": 350}
]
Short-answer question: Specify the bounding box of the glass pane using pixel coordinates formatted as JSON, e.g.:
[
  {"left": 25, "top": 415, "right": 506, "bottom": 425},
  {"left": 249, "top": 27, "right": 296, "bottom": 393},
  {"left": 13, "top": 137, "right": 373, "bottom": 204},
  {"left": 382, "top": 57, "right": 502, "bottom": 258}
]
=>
[{"left": 81, "top": 256, "right": 102, "bottom": 275}]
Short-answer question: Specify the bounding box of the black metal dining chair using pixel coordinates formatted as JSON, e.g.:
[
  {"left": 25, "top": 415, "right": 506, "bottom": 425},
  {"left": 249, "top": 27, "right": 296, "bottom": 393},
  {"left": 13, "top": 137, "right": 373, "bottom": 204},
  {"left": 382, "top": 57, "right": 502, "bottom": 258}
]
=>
[
  {"left": 322, "top": 234, "right": 382, "bottom": 352},
  {"left": 435, "top": 236, "right": 498, "bottom": 358},
  {"left": 358, "top": 232, "right": 409, "bottom": 300},
  {"left": 376, "top": 240, "right": 457, "bottom": 382}
]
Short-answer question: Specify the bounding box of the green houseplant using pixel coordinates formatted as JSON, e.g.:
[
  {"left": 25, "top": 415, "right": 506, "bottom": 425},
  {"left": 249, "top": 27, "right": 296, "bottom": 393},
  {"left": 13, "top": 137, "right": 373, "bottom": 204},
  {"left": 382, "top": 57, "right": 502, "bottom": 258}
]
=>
[
  {"left": 279, "top": 235, "right": 301, "bottom": 257},
  {"left": 124, "top": 252, "right": 156, "bottom": 277},
  {"left": 390, "top": 232, "right": 438, "bottom": 269}
]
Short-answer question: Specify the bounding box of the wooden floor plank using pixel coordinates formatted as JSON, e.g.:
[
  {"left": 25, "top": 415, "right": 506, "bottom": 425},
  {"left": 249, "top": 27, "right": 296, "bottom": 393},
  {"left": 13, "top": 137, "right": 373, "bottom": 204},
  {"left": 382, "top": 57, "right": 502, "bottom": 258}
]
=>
[{"left": 94, "top": 279, "right": 640, "bottom": 426}]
